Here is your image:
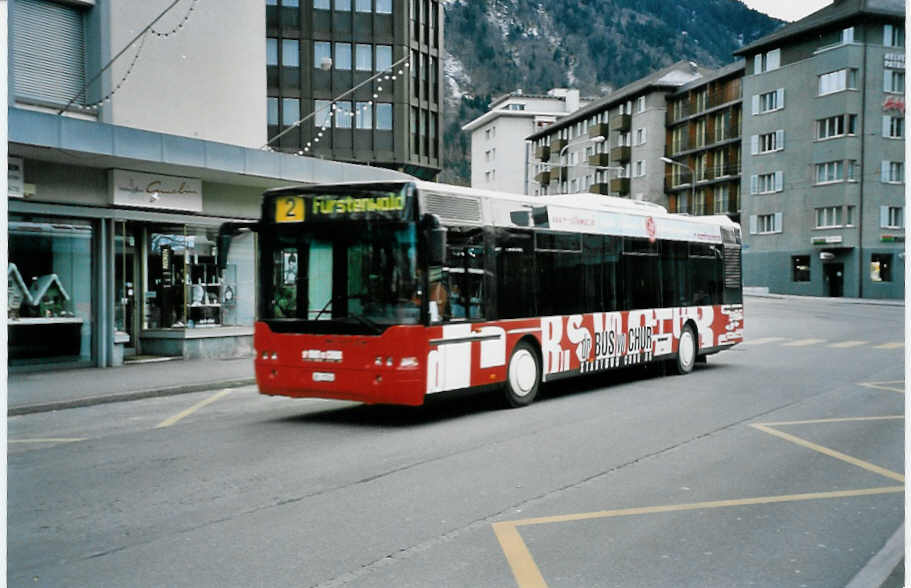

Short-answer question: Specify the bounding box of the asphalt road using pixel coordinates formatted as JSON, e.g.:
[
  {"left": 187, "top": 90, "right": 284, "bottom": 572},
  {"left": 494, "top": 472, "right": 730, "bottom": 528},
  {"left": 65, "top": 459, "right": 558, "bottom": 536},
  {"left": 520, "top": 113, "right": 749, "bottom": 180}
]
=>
[{"left": 8, "top": 297, "right": 905, "bottom": 587}]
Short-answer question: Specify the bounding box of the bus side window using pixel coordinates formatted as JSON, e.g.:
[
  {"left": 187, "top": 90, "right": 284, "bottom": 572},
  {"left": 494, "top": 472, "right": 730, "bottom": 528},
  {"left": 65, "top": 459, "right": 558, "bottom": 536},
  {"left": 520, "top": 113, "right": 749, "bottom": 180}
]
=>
[
  {"left": 494, "top": 229, "right": 535, "bottom": 319},
  {"left": 661, "top": 241, "right": 689, "bottom": 308},
  {"left": 602, "top": 236, "right": 620, "bottom": 312}
]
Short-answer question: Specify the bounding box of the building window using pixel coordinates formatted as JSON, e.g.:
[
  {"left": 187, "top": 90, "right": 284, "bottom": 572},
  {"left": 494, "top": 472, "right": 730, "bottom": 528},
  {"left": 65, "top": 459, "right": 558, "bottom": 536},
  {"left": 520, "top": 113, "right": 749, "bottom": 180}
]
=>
[
  {"left": 356, "top": 0, "right": 371, "bottom": 12},
  {"left": 635, "top": 160, "right": 646, "bottom": 177},
  {"left": 818, "top": 69, "right": 857, "bottom": 95},
  {"left": 751, "top": 171, "right": 782, "bottom": 194},
  {"left": 281, "top": 39, "right": 299, "bottom": 67},
  {"left": 334, "top": 43, "right": 352, "bottom": 70},
  {"left": 714, "top": 184, "right": 730, "bottom": 214},
  {"left": 376, "top": 0, "right": 392, "bottom": 13},
  {"left": 841, "top": 27, "right": 855, "bottom": 43},
  {"left": 884, "top": 24, "right": 905, "bottom": 47},
  {"left": 714, "top": 112, "right": 727, "bottom": 141},
  {"left": 376, "top": 103, "right": 393, "bottom": 130},
  {"left": 282, "top": 98, "right": 300, "bottom": 126},
  {"left": 314, "top": 0, "right": 330, "bottom": 8},
  {"left": 694, "top": 154, "right": 707, "bottom": 181},
  {"left": 355, "top": 101, "right": 372, "bottom": 129},
  {"left": 753, "top": 130, "right": 784, "bottom": 154},
  {"left": 754, "top": 48, "right": 781, "bottom": 73},
  {"left": 637, "top": 96, "right": 646, "bottom": 113},
  {"left": 314, "top": 99, "right": 331, "bottom": 127},
  {"left": 695, "top": 120, "right": 706, "bottom": 147},
  {"left": 871, "top": 254, "right": 893, "bottom": 282},
  {"left": 884, "top": 115, "right": 904, "bottom": 138},
  {"left": 881, "top": 206, "right": 903, "bottom": 228},
  {"left": 375, "top": 45, "right": 392, "bottom": 71},
  {"left": 355, "top": 44, "right": 372, "bottom": 71},
  {"left": 791, "top": 255, "right": 810, "bottom": 282},
  {"left": 314, "top": 41, "right": 331, "bottom": 69},
  {"left": 756, "top": 213, "right": 780, "bottom": 234},
  {"left": 335, "top": 0, "right": 351, "bottom": 10},
  {"left": 755, "top": 89, "right": 784, "bottom": 114},
  {"left": 817, "top": 114, "right": 857, "bottom": 139},
  {"left": 884, "top": 69, "right": 905, "bottom": 93},
  {"left": 671, "top": 127, "right": 686, "bottom": 154},
  {"left": 815, "top": 161, "right": 844, "bottom": 184},
  {"left": 882, "top": 162, "right": 904, "bottom": 183},
  {"left": 267, "top": 97, "right": 279, "bottom": 126},
  {"left": 267, "top": 38, "right": 279, "bottom": 66},
  {"left": 815, "top": 206, "right": 844, "bottom": 228},
  {"left": 693, "top": 190, "right": 705, "bottom": 215}
]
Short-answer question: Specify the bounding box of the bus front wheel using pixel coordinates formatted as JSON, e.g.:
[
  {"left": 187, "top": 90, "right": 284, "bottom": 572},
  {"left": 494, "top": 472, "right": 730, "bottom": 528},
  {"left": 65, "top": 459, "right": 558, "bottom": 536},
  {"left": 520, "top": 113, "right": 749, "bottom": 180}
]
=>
[
  {"left": 504, "top": 341, "right": 540, "bottom": 408},
  {"left": 675, "top": 325, "right": 697, "bottom": 375}
]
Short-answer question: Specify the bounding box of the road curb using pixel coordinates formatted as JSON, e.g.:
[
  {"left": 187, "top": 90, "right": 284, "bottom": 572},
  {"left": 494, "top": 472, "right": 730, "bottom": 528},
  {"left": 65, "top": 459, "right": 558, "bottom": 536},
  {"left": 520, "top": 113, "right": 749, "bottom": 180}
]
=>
[
  {"left": 744, "top": 293, "right": 905, "bottom": 307},
  {"left": 845, "top": 523, "right": 904, "bottom": 588},
  {"left": 8, "top": 378, "right": 257, "bottom": 416}
]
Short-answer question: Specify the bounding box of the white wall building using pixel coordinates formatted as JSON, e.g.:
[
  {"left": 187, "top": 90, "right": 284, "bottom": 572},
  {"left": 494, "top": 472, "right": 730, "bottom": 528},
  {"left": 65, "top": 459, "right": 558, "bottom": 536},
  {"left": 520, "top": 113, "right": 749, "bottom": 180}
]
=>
[{"left": 462, "top": 89, "right": 591, "bottom": 194}]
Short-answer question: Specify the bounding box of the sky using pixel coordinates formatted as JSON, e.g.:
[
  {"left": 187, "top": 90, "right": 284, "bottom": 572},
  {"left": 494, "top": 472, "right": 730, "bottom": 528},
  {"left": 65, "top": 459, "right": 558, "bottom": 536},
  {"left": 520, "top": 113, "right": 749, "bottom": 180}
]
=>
[{"left": 742, "top": 0, "right": 832, "bottom": 22}]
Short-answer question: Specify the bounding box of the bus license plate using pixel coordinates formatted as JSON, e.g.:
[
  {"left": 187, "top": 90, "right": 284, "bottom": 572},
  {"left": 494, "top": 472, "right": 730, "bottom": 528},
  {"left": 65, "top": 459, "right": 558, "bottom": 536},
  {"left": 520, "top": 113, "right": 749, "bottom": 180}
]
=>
[
  {"left": 275, "top": 196, "right": 305, "bottom": 223},
  {"left": 312, "top": 372, "right": 335, "bottom": 382}
]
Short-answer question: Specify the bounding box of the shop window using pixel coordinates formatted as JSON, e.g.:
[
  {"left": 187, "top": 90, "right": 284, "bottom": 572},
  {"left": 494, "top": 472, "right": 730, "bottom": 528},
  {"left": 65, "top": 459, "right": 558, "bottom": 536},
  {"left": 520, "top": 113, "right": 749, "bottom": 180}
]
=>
[
  {"left": 871, "top": 254, "right": 892, "bottom": 282},
  {"left": 791, "top": 255, "right": 810, "bottom": 282},
  {"left": 145, "top": 225, "right": 253, "bottom": 329},
  {"left": 8, "top": 218, "right": 94, "bottom": 365}
]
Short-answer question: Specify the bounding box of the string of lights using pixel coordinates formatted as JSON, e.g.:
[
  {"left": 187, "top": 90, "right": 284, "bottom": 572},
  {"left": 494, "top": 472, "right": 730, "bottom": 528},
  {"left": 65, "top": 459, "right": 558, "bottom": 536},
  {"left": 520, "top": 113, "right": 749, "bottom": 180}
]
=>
[
  {"left": 85, "top": 33, "right": 148, "bottom": 110},
  {"left": 151, "top": 0, "right": 200, "bottom": 37}
]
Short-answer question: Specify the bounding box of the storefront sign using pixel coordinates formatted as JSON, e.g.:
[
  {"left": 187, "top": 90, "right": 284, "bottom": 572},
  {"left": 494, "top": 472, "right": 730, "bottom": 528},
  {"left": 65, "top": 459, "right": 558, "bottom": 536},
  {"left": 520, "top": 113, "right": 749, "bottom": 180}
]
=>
[
  {"left": 111, "top": 170, "right": 202, "bottom": 212},
  {"left": 881, "top": 234, "right": 905, "bottom": 243},
  {"left": 811, "top": 235, "right": 843, "bottom": 245},
  {"left": 8, "top": 156, "right": 24, "bottom": 198}
]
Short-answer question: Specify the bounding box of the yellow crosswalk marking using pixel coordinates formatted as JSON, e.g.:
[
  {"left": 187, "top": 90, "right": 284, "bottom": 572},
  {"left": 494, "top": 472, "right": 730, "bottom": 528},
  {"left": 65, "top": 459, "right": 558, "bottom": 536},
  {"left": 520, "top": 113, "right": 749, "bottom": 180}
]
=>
[
  {"left": 828, "top": 340, "right": 868, "bottom": 348},
  {"left": 782, "top": 338, "right": 826, "bottom": 347},
  {"left": 873, "top": 342, "right": 904, "bottom": 350}
]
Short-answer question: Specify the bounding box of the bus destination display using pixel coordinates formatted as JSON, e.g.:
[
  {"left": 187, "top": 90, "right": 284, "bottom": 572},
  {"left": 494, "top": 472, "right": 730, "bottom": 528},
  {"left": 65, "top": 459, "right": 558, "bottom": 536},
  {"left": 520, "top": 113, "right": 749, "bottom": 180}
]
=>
[{"left": 274, "top": 192, "right": 411, "bottom": 223}]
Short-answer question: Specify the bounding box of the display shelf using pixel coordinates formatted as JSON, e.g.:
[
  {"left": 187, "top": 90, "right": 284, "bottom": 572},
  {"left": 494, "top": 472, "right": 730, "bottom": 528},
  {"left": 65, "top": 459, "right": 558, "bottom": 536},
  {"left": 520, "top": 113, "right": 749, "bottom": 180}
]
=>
[{"left": 8, "top": 317, "right": 84, "bottom": 325}]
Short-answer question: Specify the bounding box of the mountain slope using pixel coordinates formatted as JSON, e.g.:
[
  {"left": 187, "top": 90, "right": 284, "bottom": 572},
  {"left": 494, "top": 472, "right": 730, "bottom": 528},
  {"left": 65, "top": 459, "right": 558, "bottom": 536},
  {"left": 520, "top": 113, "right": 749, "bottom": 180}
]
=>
[{"left": 440, "top": 0, "right": 783, "bottom": 184}]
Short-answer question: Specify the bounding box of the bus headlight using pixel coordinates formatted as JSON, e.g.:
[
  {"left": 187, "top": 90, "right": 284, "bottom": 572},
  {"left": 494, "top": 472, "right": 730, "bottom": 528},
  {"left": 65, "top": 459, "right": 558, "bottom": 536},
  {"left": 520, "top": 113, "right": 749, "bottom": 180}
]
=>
[
  {"left": 375, "top": 356, "right": 383, "bottom": 366},
  {"left": 385, "top": 357, "right": 394, "bottom": 367},
  {"left": 261, "top": 351, "right": 269, "bottom": 360},
  {"left": 270, "top": 352, "right": 279, "bottom": 360}
]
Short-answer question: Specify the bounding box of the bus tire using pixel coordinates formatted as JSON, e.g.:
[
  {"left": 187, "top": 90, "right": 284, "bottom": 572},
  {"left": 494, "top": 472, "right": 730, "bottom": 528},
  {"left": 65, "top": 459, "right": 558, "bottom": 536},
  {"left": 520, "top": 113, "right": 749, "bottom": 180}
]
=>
[
  {"left": 675, "top": 325, "right": 697, "bottom": 375},
  {"left": 504, "top": 341, "right": 540, "bottom": 408}
]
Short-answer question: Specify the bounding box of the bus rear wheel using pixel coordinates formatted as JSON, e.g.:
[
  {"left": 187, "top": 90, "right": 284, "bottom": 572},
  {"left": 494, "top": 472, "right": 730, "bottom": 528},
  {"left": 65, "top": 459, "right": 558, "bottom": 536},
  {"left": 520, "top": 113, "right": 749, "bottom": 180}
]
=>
[
  {"left": 504, "top": 341, "right": 540, "bottom": 408},
  {"left": 675, "top": 325, "right": 697, "bottom": 375}
]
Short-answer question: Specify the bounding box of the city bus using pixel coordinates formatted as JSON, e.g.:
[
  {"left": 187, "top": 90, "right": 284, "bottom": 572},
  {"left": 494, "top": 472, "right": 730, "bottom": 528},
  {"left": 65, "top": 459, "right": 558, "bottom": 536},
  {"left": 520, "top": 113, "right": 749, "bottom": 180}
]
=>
[{"left": 224, "top": 180, "right": 743, "bottom": 408}]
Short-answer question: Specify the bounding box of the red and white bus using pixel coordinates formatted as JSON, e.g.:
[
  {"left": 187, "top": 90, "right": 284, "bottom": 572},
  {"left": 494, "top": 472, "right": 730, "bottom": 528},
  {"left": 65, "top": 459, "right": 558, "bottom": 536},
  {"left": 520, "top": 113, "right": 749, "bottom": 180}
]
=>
[{"left": 227, "top": 180, "right": 743, "bottom": 408}]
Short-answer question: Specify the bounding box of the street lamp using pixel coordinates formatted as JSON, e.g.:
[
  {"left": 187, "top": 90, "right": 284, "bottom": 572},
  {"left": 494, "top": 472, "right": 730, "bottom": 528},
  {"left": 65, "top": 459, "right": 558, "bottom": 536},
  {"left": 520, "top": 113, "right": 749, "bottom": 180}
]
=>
[
  {"left": 556, "top": 135, "right": 605, "bottom": 194},
  {"left": 661, "top": 156, "right": 695, "bottom": 214}
]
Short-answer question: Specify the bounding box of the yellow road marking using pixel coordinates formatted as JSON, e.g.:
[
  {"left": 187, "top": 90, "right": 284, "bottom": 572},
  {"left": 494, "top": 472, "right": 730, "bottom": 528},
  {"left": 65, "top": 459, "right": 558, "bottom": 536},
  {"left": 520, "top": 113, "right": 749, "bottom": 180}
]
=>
[
  {"left": 859, "top": 381, "right": 905, "bottom": 394},
  {"left": 8, "top": 438, "right": 86, "bottom": 444},
  {"left": 828, "top": 340, "right": 868, "bottom": 348},
  {"left": 782, "top": 338, "right": 826, "bottom": 347},
  {"left": 874, "top": 342, "right": 904, "bottom": 350},
  {"left": 155, "top": 389, "right": 232, "bottom": 429},
  {"left": 751, "top": 424, "right": 903, "bottom": 482},
  {"left": 494, "top": 487, "right": 903, "bottom": 587},
  {"left": 758, "top": 416, "right": 903, "bottom": 426},
  {"left": 743, "top": 337, "right": 788, "bottom": 345}
]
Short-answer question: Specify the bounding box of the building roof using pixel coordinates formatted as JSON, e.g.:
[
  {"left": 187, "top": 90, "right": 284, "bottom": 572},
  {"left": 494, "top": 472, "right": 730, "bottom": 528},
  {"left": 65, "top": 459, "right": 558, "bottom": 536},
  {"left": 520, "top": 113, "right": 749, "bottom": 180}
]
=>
[
  {"left": 526, "top": 60, "right": 710, "bottom": 141},
  {"left": 733, "top": 0, "right": 905, "bottom": 56},
  {"left": 671, "top": 60, "right": 746, "bottom": 97},
  {"left": 462, "top": 108, "right": 568, "bottom": 132}
]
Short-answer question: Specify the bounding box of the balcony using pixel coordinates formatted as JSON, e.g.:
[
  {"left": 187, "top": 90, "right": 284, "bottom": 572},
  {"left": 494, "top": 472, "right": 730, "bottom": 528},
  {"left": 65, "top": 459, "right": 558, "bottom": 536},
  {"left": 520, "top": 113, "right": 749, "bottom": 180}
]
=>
[
  {"left": 535, "top": 170, "right": 552, "bottom": 185},
  {"left": 588, "top": 153, "right": 610, "bottom": 167},
  {"left": 589, "top": 183, "right": 611, "bottom": 195},
  {"left": 610, "top": 177, "right": 630, "bottom": 195},
  {"left": 536, "top": 144, "right": 551, "bottom": 162},
  {"left": 589, "top": 123, "right": 609, "bottom": 138},
  {"left": 610, "top": 146, "right": 631, "bottom": 162},
  {"left": 550, "top": 137, "right": 567, "bottom": 153},
  {"left": 551, "top": 166, "right": 569, "bottom": 182},
  {"left": 610, "top": 114, "right": 631, "bottom": 132}
]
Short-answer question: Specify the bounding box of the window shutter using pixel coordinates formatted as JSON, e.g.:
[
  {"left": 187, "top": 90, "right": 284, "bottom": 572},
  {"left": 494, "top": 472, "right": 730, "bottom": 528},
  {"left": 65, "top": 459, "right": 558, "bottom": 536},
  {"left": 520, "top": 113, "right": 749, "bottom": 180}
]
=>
[
  {"left": 767, "top": 49, "right": 780, "bottom": 70},
  {"left": 776, "top": 88, "right": 784, "bottom": 109},
  {"left": 881, "top": 205, "right": 890, "bottom": 227},
  {"left": 774, "top": 212, "right": 783, "bottom": 233},
  {"left": 754, "top": 54, "right": 763, "bottom": 74},
  {"left": 776, "top": 129, "right": 784, "bottom": 150},
  {"left": 12, "top": 0, "right": 87, "bottom": 106},
  {"left": 642, "top": 160, "right": 647, "bottom": 176},
  {"left": 642, "top": 128, "right": 647, "bottom": 143},
  {"left": 751, "top": 135, "right": 759, "bottom": 154},
  {"left": 775, "top": 171, "right": 784, "bottom": 192},
  {"left": 882, "top": 161, "right": 890, "bottom": 181},
  {"left": 884, "top": 24, "right": 893, "bottom": 47},
  {"left": 749, "top": 215, "right": 758, "bottom": 235},
  {"left": 884, "top": 71, "right": 891, "bottom": 92},
  {"left": 752, "top": 95, "right": 760, "bottom": 115},
  {"left": 750, "top": 174, "right": 758, "bottom": 194},
  {"left": 883, "top": 115, "right": 891, "bottom": 137}
]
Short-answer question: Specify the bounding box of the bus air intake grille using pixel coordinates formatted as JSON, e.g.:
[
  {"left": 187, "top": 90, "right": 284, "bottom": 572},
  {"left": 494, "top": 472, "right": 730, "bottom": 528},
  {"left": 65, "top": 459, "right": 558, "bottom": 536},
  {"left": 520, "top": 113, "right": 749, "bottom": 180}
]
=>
[
  {"left": 724, "top": 247, "right": 742, "bottom": 288},
  {"left": 423, "top": 193, "right": 482, "bottom": 223}
]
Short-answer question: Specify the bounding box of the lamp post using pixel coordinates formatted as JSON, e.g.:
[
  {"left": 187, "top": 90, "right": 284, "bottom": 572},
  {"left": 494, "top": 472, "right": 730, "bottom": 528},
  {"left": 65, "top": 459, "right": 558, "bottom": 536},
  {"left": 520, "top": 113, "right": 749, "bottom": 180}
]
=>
[
  {"left": 555, "top": 135, "right": 605, "bottom": 194},
  {"left": 661, "top": 156, "right": 695, "bottom": 214}
]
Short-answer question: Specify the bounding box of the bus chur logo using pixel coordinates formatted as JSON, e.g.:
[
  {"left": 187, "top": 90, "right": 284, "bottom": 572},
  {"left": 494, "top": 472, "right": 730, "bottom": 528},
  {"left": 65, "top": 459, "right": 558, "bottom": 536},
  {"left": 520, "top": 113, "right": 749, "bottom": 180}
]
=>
[{"left": 302, "top": 349, "right": 343, "bottom": 362}]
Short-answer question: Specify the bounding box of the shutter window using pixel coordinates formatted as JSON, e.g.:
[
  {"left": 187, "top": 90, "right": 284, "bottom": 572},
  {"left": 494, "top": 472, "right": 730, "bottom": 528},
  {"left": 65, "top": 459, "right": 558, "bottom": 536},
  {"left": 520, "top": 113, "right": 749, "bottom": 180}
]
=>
[
  {"left": 883, "top": 115, "right": 891, "bottom": 137},
  {"left": 754, "top": 54, "right": 762, "bottom": 74},
  {"left": 750, "top": 174, "right": 758, "bottom": 194},
  {"left": 774, "top": 212, "right": 783, "bottom": 233},
  {"left": 881, "top": 205, "right": 890, "bottom": 227},
  {"left": 776, "top": 130, "right": 784, "bottom": 150},
  {"left": 749, "top": 215, "right": 758, "bottom": 235},
  {"left": 767, "top": 49, "right": 780, "bottom": 70},
  {"left": 882, "top": 161, "right": 890, "bottom": 182},
  {"left": 13, "top": 0, "right": 87, "bottom": 107},
  {"left": 884, "top": 71, "right": 891, "bottom": 92},
  {"left": 776, "top": 88, "right": 784, "bottom": 109},
  {"left": 884, "top": 24, "right": 894, "bottom": 47},
  {"left": 774, "top": 171, "right": 784, "bottom": 192},
  {"left": 752, "top": 95, "right": 760, "bottom": 115},
  {"left": 751, "top": 135, "right": 759, "bottom": 155}
]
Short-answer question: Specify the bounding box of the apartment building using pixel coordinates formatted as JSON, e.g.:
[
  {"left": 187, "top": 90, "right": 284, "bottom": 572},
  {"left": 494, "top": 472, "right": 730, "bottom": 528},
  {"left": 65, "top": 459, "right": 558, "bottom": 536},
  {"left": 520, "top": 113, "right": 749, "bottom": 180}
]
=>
[
  {"left": 526, "top": 61, "right": 708, "bottom": 204},
  {"left": 462, "top": 89, "right": 591, "bottom": 194},
  {"left": 266, "top": 0, "right": 443, "bottom": 179},
  {"left": 735, "top": 0, "right": 905, "bottom": 299},
  {"left": 664, "top": 61, "right": 744, "bottom": 222},
  {"left": 7, "top": 0, "right": 409, "bottom": 370}
]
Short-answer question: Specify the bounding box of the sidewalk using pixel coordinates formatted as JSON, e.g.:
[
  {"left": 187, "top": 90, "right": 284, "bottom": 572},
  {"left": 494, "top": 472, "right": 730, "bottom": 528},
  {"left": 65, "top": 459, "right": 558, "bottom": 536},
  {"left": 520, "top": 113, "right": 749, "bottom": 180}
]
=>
[
  {"left": 8, "top": 355, "right": 255, "bottom": 416},
  {"left": 744, "top": 287, "right": 905, "bottom": 307}
]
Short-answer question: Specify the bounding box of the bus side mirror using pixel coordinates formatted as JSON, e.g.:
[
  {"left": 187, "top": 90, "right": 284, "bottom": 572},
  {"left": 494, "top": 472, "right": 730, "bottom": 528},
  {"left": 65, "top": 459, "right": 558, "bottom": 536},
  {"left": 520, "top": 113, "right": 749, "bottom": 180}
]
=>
[{"left": 217, "top": 222, "right": 259, "bottom": 270}]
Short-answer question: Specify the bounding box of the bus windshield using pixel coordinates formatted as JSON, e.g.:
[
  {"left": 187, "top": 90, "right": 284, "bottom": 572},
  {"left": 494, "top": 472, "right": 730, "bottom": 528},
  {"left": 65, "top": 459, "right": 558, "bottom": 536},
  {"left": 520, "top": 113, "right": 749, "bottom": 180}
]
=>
[{"left": 263, "top": 221, "right": 420, "bottom": 332}]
